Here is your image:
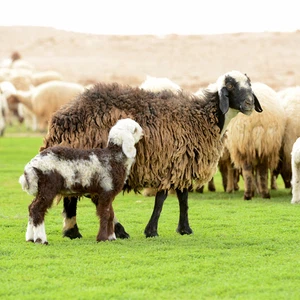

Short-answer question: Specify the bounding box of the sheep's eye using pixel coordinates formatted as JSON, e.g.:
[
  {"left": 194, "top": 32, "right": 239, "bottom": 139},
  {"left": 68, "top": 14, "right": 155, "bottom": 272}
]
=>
[{"left": 226, "top": 83, "right": 233, "bottom": 90}]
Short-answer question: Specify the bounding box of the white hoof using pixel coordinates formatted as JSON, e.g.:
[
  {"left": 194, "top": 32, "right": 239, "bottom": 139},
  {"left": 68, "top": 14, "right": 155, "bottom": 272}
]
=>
[{"left": 33, "top": 222, "right": 48, "bottom": 244}]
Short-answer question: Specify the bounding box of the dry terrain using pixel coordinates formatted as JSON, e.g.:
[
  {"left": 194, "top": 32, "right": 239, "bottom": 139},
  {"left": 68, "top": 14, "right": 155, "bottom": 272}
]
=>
[{"left": 1, "top": 26, "right": 300, "bottom": 92}]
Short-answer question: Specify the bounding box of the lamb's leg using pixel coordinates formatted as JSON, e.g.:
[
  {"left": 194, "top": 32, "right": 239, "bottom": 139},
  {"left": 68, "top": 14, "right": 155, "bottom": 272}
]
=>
[
  {"left": 27, "top": 192, "right": 55, "bottom": 245},
  {"left": 91, "top": 194, "right": 129, "bottom": 238},
  {"left": 176, "top": 188, "right": 193, "bottom": 235},
  {"left": 62, "top": 197, "right": 82, "bottom": 239},
  {"left": 144, "top": 190, "right": 168, "bottom": 237},
  {"left": 107, "top": 203, "right": 116, "bottom": 241},
  {"left": 243, "top": 163, "right": 253, "bottom": 200},
  {"left": 257, "top": 160, "right": 271, "bottom": 199},
  {"left": 95, "top": 198, "right": 116, "bottom": 242}
]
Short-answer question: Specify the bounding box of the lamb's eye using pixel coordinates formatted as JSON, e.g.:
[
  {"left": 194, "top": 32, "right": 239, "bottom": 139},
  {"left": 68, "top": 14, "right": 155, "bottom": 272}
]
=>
[{"left": 227, "top": 83, "right": 233, "bottom": 90}]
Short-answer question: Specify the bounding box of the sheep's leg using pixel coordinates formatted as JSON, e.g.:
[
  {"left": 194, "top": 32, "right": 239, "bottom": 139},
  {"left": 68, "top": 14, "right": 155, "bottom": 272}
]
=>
[
  {"left": 144, "top": 190, "right": 168, "bottom": 237},
  {"left": 291, "top": 161, "right": 300, "bottom": 203},
  {"left": 62, "top": 197, "right": 82, "bottom": 239},
  {"left": 27, "top": 192, "right": 55, "bottom": 245},
  {"left": 243, "top": 163, "right": 253, "bottom": 200},
  {"left": 219, "top": 162, "right": 228, "bottom": 191},
  {"left": 226, "top": 164, "right": 235, "bottom": 193},
  {"left": 95, "top": 198, "right": 116, "bottom": 242},
  {"left": 234, "top": 169, "right": 240, "bottom": 191},
  {"left": 208, "top": 178, "right": 216, "bottom": 192},
  {"left": 257, "top": 161, "right": 270, "bottom": 199},
  {"left": 113, "top": 217, "right": 130, "bottom": 239},
  {"left": 176, "top": 188, "right": 193, "bottom": 235}
]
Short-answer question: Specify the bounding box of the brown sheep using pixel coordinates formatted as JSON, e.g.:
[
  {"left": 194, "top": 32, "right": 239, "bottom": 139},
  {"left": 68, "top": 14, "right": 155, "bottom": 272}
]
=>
[{"left": 41, "top": 71, "right": 262, "bottom": 239}]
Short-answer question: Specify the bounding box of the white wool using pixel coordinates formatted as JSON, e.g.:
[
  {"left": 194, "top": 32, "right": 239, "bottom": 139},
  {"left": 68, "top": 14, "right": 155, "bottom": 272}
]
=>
[
  {"left": 291, "top": 137, "right": 300, "bottom": 204},
  {"left": 139, "top": 75, "right": 181, "bottom": 94},
  {"left": 216, "top": 70, "right": 250, "bottom": 90},
  {"left": 20, "top": 152, "right": 113, "bottom": 195}
]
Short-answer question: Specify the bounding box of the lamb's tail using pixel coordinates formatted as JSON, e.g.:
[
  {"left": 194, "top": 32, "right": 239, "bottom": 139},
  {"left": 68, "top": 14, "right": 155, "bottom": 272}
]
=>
[{"left": 19, "top": 168, "right": 38, "bottom": 196}]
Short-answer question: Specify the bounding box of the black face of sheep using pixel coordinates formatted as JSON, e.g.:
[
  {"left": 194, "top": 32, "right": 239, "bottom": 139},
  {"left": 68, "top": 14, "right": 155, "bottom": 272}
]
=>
[{"left": 217, "top": 71, "right": 263, "bottom": 115}]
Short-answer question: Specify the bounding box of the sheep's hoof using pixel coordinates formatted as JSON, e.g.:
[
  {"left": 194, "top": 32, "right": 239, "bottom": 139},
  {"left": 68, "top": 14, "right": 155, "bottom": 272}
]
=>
[
  {"left": 144, "top": 227, "right": 159, "bottom": 238},
  {"left": 35, "top": 238, "right": 48, "bottom": 245},
  {"left": 114, "top": 222, "right": 130, "bottom": 239},
  {"left": 63, "top": 224, "right": 82, "bottom": 239},
  {"left": 244, "top": 195, "right": 252, "bottom": 200},
  {"left": 262, "top": 193, "right": 271, "bottom": 199},
  {"left": 176, "top": 226, "right": 193, "bottom": 235},
  {"left": 195, "top": 186, "right": 204, "bottom": 193}
]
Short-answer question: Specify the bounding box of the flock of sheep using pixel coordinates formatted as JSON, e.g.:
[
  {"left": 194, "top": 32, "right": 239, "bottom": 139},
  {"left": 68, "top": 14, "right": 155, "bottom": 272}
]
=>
[{"left": 1, "top": 51, "right": 300, "bottom": 244}]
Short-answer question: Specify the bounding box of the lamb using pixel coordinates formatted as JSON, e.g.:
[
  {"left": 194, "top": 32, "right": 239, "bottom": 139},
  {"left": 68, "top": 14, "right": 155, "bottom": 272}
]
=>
[
  {"left": 291, "top": 137, "right": 300, "bottom": 204},
  {"left": 10, "top": 80, "right": 84, "bottom": 131},
  {"left": 224, "top": 82, "right": 286, "bottom": 200},
  {"left": 19, "top": 118, "right": 144, "bottom": 244},
  {"left": 272, "top": 86, "right": 300, "bottom": 190},
  {"left": 41, "top": 70, "right": 263, "bottom": 239}
]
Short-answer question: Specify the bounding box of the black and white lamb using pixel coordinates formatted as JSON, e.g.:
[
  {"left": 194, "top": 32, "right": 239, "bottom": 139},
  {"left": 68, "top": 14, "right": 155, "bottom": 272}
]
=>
[
  {"left": 19, "top": 118, "right": 144, "bottom": 244},
  {"left": 41, "top": 70, "right": 263, "bottom": 239}
]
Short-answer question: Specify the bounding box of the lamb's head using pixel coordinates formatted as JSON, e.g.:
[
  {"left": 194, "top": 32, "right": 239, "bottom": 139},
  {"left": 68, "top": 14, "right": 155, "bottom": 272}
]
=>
[
  {"left": 108, "top": 118, "right": 144, "bottom": 158},
  {"left": 216, "top": 70, "right": 263, "bottom": 116}
]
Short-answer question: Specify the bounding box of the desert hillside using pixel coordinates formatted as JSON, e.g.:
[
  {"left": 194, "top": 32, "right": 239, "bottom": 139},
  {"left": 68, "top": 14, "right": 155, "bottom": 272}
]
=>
[{"left": 1, "top": 26, "right": 300, "bottom": 91}]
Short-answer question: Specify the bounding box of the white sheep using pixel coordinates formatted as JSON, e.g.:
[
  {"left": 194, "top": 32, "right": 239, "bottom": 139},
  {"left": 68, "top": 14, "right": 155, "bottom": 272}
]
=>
[
  {"left": 139, "top": 75, "right": 182, "bottom": 93},
  {"left": 225, "top": 82, "right": 286, "bottom": 200},
  {"left": 10, "top": 80, "right": 85, "bottom": 131},
  {"left": 32, "top": 70, "right": 64, "bottom": 86},
  {"left": 272, "top": 86, "right": 300, "bottom": 190},
  {"left": 291, "top": 137, "right": 300, "bottom": 204},
  {"left": 19, "top": 118, "right": 144, "bottom": 244}
]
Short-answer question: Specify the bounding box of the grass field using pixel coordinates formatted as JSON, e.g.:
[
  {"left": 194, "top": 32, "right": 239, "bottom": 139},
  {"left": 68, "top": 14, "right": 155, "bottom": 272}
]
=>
[{"left": 1, "top": 130, "right": 300, "bottom": 299}]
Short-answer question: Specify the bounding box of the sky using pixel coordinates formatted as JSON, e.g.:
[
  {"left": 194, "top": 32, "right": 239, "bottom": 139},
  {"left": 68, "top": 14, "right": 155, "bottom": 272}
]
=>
[{"left": 2, "top": 0, "right": 300, "bottom": 35}]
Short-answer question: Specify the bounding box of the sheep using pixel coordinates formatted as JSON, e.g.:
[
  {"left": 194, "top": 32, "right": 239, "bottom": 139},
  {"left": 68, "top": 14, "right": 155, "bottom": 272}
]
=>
[
  {"left": 0, "top": 81, "right": 17, "bottom": 129},
  {"left": 291, "top": 137, "right": 300, "bottom": 204},
  {"left": 19, "top": 118, "right": 144, "bottom": 244},
  {"left": 225, "top": 82, "right": 286, "bottom": 200},
  {"left": 139, "top": 75, "right": 181, "bottom": 197},
  {"left": 139, "top": 75, "right": 182, "bottom": 93},
  {"left": 271, "top": 86, "right": 300, "bottom": 190},
  {"left": 41, "top": 70, "right": 263, "bottom": 239},
  {"left": 0, "top": 93, "right": 8, "bottom": 136},
  {"left": 10, "top": 80, "right": 84, "bottom": 131},
  {"left": 32, "top": 70, "right": 63, "bottom": 86},
  {"left": 139, "top": 76, "right": 215, "bottom": 195}
]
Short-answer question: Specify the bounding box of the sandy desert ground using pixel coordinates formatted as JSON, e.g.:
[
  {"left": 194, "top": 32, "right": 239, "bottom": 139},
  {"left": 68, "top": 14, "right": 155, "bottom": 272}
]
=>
[{"left": 1, "top": 26, "right": 300, "bottom": 92}]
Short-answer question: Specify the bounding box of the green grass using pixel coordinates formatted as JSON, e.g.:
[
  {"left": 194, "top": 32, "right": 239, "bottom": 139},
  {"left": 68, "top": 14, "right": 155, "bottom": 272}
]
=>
[{"left": 1, "top": 133, "right": 300, "bottom": 299}]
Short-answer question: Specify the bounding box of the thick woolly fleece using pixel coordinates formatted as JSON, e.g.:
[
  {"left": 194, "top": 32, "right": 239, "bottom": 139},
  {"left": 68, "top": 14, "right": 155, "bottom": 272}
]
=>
[{"left": 42, "top": 83, "right": 224, "bottom": 192}]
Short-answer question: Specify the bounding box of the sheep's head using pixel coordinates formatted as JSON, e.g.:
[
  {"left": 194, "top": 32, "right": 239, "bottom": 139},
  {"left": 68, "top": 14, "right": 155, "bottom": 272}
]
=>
[
  {"left": 108, "top": 118, "right": 144, "bottom": 158},
  {"left": 216, "top": 70, "right": 263, "bottom": 115}
]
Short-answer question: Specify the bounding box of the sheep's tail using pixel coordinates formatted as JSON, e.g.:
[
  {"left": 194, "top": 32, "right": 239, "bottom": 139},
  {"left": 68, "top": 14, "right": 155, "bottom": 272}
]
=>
[{"left": 19, "top": 167, "right": 39, "bottom": 196}]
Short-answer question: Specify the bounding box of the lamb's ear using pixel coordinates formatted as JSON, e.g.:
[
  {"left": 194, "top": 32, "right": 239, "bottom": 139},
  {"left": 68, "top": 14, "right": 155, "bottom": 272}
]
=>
[
  {"left": 218, "top": 87, "right": 229, "bottom": 114},
  {"left": 253, "top": 93, "right": 263, "bottom": 113},
  {"left": 122, "top": 135, "right": 137, "bottom": 158}
]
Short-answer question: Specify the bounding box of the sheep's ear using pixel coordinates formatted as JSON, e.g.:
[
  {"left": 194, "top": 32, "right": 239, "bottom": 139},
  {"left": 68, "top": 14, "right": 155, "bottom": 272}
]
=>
[
  {"left": 122, "top": 135, "right": 136, "bottom": 158},
  {"left": 253, "top": 93, "right": 263, "bottom": 113},
  {"left": 218, "top": 87, "right": 229, "bottom": 114}
]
